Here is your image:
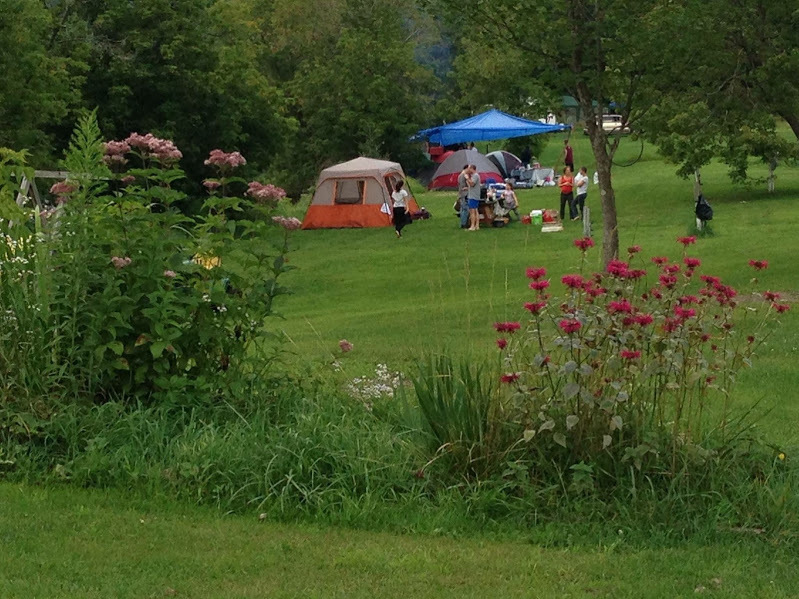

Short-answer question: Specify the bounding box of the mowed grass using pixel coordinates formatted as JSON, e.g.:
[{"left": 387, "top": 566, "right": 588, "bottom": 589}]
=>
[
  {"left": 2, "top": 482, "right": 798, "bottom": 599},
  {"left": 278, "top": 135, "right": 799, "bottom": 446}
]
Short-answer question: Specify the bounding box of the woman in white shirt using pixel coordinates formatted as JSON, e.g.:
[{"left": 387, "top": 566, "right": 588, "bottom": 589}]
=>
[{"left": 391, "top": 180, "right": 411, "bottom": 238}]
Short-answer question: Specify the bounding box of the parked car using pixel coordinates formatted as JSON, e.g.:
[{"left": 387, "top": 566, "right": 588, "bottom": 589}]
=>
[{"left": 583, "top": 114, "right": 631, "bottom": 135}]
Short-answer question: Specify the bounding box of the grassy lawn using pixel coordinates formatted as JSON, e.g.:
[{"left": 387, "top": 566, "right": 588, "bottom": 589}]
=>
[
  {"left": 278, "top": 135, "right": 799, "bottom": 446},
  {"left": 2, "top": 482, "right": 798, "bottom": 599}
]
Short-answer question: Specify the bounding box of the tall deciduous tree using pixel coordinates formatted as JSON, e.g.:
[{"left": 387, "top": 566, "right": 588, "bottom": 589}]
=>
[
  {"left": 0, "top": 0, "right": 82, "bottom": 160},
  {"left": 431, "top": 0, "right": 670, "bottom": 264}
]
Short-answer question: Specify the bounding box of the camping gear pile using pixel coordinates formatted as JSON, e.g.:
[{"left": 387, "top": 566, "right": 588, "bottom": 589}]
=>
[{"left": 510, "top": 165, "right": 556, "bottom": 188}]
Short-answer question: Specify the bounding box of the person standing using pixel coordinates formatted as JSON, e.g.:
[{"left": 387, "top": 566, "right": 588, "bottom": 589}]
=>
[
  {"left": 466, "top": 164, "right": 481, "bottom": 231},
  {"left": 574, "top": 166, "right": 589, "bottom": 218},
  {"left": 391, "top": 180, "right": 411, "bottom": 238},
  {"left": 558, "top": 166, "right": 577, "bottom": 221},
  {"left": 561, "top": 139, "right": 574, "bottom": 172},
  {"left": 457, "top": 164, "right": 470, "bottom": 228},
  {"left": 503, "top": 181, "right": 520, "bottom": 219}
]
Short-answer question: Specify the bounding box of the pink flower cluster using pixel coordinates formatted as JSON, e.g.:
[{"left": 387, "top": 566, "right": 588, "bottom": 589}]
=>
[
  {"left": 49, "top": 181, "right": 77, "bottom": 204},
  {"left": 203, "top": 180, "right": 222, "bottom": 191},
  {"left": 125, "top": 132, "right": 183, "bottom": 164},
  {"left": 111, "top": 256, "right": 132, "bottom": 269},
  {"left": 247, "top": 182, "right": 287, "bottom": 204},
  {"left": 204, "top": 149, "right": 247, "bottom": 169},
  {"left": 561, "top": 274, "right": 585, "bottom": 289},
  {"left": 272, "top": 216, "right": 302, "bottom": 230},
  {"left": 748, "top": 259, "right": 768, "bottom": 271},
  {"left": 574, "top": 237, "right": 595, "bottom": 251},
  {"left": 163, "top": 270, "right": 177, "bottom": 278},
  {"left": 104, "top": 140, "right": 131, "bottom": 165},
  {"left": 500, "top": 372, "right": 520, "bottom": 384}
]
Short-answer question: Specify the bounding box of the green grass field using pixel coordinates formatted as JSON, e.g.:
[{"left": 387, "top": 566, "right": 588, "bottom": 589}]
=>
[
  {"left": 2, "top": 483, "right": 798, "bottom": 599},
  {"left": 278, "top": 135, "right": 799, "bottom": 446}
]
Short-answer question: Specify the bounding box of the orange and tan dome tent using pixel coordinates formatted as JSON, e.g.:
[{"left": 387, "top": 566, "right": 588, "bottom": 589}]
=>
[{"left": 301, "top": 157, "right": 419, "bottom": 229}]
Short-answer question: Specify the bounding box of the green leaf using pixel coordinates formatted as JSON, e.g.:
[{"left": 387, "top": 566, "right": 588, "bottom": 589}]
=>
[
  {"left": 108, "top": 341, "right": 124, "bottom": 356},
  {"left": 553, "top": 432, "right": 567, "bottom": 448},
  {"left": 523, "top": 429, "right": 536, "bottom": 442},
  {"left": 150, "top": 341, "right": 168, "bottom": 359},
  {"left": 566, "top": 415, "right": 579, "bottom": 430},
  {"left": 563, "top": 382, "right": 580, "bottom": 399}
]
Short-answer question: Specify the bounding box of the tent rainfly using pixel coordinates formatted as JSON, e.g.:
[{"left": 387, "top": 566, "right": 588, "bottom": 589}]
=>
[
  {"left": 301, "top": 157, "right": 419, "bottom": 229},
  {"left": 415, "top": 109, "right": 570, "bottom": 146}
]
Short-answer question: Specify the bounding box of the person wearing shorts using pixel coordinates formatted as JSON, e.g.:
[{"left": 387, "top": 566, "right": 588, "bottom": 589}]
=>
[{"left": 466, "top": 164, "right": 481, "bottom": 231}]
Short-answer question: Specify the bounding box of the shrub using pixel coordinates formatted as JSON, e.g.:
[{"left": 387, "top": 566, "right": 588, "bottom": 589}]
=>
[
  {"left": 491, "top": 237, "right": 789, "bottom": 489},
  {"left": 0, "top": 112, "right": 296, "bottom": 408}
]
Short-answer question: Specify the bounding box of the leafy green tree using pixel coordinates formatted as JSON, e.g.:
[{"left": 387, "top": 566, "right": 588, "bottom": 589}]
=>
[
  {"left": 431, "top": 0, "right": 673, "bottom": 264},
  {"left": 0, "top": 0, "right": 81, "bottom": 161}
]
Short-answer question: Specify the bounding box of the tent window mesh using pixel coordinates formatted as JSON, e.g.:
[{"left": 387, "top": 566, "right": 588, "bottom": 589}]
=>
[{"left": 335, "top": 179, "right": 365, "bottom": 204}]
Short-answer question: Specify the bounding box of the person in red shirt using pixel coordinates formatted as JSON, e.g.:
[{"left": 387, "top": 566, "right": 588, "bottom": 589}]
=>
[
  {"left": 562, "top": 139, "right": 574, "bottom": 172},
  {"left": 558, "top": 166, "right": 578, "bottom": 221}
]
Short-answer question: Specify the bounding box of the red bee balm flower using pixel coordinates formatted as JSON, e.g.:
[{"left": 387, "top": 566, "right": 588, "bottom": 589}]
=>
[
  {"left": 677, "top": 236, "right": 697, "bottom": 246},
  {"left": 573, "top": 237, "right": 595, "bottom": 251},
  {"left": 529, "top": 280, "right": 550, "bottom": 292},
  {"left": 524, "top": 301, "right": 547, "bottom": 315},
  {"left": 526, "top": 267, "right": 547, "bottom": 280},
  {"left": 748, "top": 259, "right": 768, "bottom": 271},
  {"left": 559, "top": 319, "right": 582, "bottom": 334},
  {"left": 764, "top": 291, "right": 781, "bottom": 301},
  {"left": 496, "top": 338, "right": 508, "bottom": 350},
  {"left": 501, "top": 373, "right": 521, "bottom": 384},
  {"left": 627, "top": 245, "right": 642, "bottom": 254},
  {"left": 608, "top": 299, "right": 633, "bottom": 314},
  {"left": 620, "top": 350, "right": 641, "bottom": 360},
  {"left": 683, "top": 257, "right": 701, "bottom": 269},
  {"left": 634, "top": 313, "right": 654, "bottom": 326},
  {"left": 494, "top": 322, "right": 521, "bottom": 333},
  {"left": 561, "top": 274, "right": 585, "bottom": 289},
  {"left": 651, "top": 256, "right": 670, "bottom": 265},
  {"left": 773, "top": 303, "right": 791, "bottom": 313},
  {"left": 606, "top": 259, "right": 629, "bottom": 277}
]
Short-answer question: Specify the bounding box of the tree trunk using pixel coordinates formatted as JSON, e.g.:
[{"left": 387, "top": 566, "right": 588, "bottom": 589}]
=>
[
  {"left": 780, "top": 112, "right": 799, "bottom": 141},
  {"left": 586, "top": 128, "right": 619, "bottom": 266}
]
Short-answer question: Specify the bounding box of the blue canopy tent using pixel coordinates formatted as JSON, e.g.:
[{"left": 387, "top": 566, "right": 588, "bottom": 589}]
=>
[{"left": 415, "top": 109, "right": 570, "bottom": 146}]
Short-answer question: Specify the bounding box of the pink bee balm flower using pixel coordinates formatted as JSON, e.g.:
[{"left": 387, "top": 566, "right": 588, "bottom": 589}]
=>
[
  {"left": 764, "top": 291, "right": 780, "bottom": 301},
  {"left": 678, "top": 295, "right": 699, "bottom": 305},
  {"left": 559, "top": 319, "right": 582, "bottom": 334},
  {"left": 526, "top": 266, "right": 547, "bottom": 280},
  {"left": 494, "top": 322, "right": 521, "bottom": 333},
  {"left": 500, "top": 372, "right": 520, "bottom": 384},
  {"left": 163, "top": 270, "right": 177, "bottom": 278},
  {"left": 523, "top": 301, "right": 547, "bottom": 315},
  {"left": 651, "top": 256, "right": 669, "bottom": 265},
  {"left": 677, "top": 236, "right": 697, "bottom": 246},
  {"left": 496, "top": 338, "right": 508, "bottom": 350},
  {"left": 634, "top": 313, "right": 654, "bottom": 326},
  {"left": 773, "top": 303, "right": 791, "bottom": 313},
  {"left": 748, "top": 259, "right": 768, "bottom": 271},
  {"left": 624, "top": 269, "right": 647, "bottom": 280},
  {"left": 620, "top": 349, "right": 641, "bottom": 360},
  {"left": 574, "top": 237, "right": 595, "bottom": 251},
  {"left": 700, "top": 274, "right": 720, "bottom": 286},
  {"left": 338, "top": 339, "right": 353, "bottom": 353},
  {"left": 683, "top": 256, "right": 701, "bottom": 269},
  {"left": 529, "top": 280, "right": 550, "bottom": 292},
  {"left": 561, "top": 274, "right": 585, "bottom": 289},
  {"left": 627, "top": 245, "right": 642, "bottom": 254}
]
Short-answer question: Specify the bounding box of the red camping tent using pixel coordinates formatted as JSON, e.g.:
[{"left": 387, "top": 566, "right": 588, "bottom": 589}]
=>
[{"left": 428, "top": 149, "right": 504, "bottom": 191}]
